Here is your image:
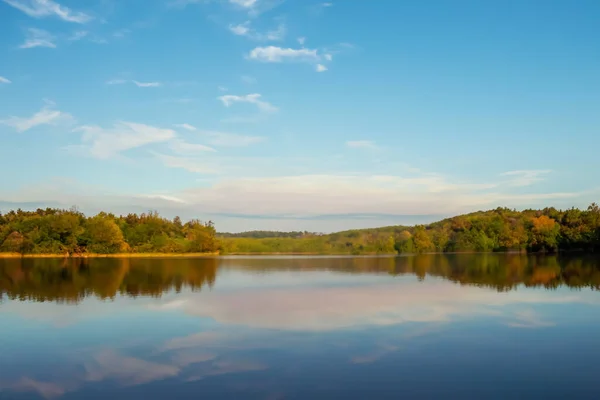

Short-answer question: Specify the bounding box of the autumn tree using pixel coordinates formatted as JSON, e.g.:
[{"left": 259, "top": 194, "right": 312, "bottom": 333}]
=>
[{"left": 529, "top": 215, "right": 560, "bottom": 252}]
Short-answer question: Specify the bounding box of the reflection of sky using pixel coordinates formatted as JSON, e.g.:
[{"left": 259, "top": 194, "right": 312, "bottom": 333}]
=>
[{"left": 2, "top": 268, "right": 600, "bottom": 399}]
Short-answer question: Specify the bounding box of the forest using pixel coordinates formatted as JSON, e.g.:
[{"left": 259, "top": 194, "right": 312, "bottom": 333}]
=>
[{"left": 1, "top": 204, "right": 600, "bottom": 255}]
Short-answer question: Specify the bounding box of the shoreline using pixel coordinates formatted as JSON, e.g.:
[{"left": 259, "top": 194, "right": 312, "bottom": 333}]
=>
[
  {"left": 0, "top": 252, "right": 221, "bottom": 259},
  {"left": 0, "top": 251, "right": 586, "bottom": 259}
]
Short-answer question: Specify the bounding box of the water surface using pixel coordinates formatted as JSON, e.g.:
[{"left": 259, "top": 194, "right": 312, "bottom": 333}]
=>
[{"left": 1, "top": 254, "right": 600, "bottom": 399}]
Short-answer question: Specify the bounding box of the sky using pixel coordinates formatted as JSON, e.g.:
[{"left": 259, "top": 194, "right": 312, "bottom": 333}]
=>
[{"left": 0, "top": 0, "right": 599, "bottom": 232}]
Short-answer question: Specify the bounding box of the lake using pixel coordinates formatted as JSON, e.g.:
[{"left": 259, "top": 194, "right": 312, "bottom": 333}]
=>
[{"left": 1, "top": 254, "right": 600, "bottom": 399}]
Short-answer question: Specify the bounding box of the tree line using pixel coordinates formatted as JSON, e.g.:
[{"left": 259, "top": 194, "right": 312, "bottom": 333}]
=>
[
  {"left": 0, "top": 208, "right": 218, "bottom": 255},
  {"left": 1, "top": 204, "right": 600, "bottom": 255},
  {"left": 222, "top": 204, "right": 600, "bottom": 254}
]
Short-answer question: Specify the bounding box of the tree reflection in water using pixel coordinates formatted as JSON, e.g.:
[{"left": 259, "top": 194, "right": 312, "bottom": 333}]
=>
[{"left": 2, "top": 254, "right": 600, "bottom": 303}]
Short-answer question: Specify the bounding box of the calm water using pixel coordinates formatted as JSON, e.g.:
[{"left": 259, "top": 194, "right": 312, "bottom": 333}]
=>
[{"left": 1, "top": 254, "right": 600, "bottom": 399}]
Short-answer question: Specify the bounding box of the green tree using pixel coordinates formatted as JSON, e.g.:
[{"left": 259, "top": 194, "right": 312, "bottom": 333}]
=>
[{"left": 84, "top": 215, "right": 127, "bottom": 254}]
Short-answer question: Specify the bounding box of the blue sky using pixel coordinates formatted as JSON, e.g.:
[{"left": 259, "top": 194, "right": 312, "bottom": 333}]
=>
[{"left": 1, "top": 0, "right": 599, "bottom": 232}]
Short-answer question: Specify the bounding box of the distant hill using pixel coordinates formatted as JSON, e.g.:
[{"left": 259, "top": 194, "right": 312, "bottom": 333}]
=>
[
  {"left": 218, "top": 230, "right": 317, "bottom": 239},
  {"left": 219, "top": 205, "right": 600, "bottom": 254}
]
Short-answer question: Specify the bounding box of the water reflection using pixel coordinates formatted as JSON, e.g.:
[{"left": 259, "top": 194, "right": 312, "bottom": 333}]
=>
[
  {"left": 1, "top": 255, "right": 600, "bottom": 399},
  {"left": 2, "top": 254, "right": 600, "bottom": 303}
]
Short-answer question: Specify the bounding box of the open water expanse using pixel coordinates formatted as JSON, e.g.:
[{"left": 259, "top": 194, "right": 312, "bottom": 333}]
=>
[{"left": 1, "top": 254, "right": 600, "bottom": 399}]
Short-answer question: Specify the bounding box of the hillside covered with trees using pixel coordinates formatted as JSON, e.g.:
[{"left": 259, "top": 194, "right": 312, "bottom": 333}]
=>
[{"left": 1, "top": 204, "right": 600, "bottom": 255}]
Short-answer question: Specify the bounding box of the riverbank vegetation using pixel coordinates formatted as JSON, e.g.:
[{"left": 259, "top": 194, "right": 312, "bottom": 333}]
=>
[{"left": 1, "top": 204, "right": 600, "bottom": 256}]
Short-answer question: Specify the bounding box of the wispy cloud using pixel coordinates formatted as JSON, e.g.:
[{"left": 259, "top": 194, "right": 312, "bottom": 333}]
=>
[
  {"left": 230, "top": 0, "right": 257, "bottom": 7},
  {"left": 297, "top": 37, "right": 306, "bottom": 45},
  {"left": 105, "top": 79, "right": 162, "bottom": 87},
  {"left": 501, "top": 170, "right": 552, "bottom": 187},
  {"left": 132, "top": 80, "right": 161, "bottom": 88},
  {"left": 169, "top": 138, "right": 217, "bottom": 154},
  {"left": 248, "top": 46, "right": 319, "bottom": 63},
  {"left": 72, "top": 122, "right": 175, "bottom": 159},
  {"left": 229, "top": 20, "right": 285, "bottom": 41},
  {"left": 218, "top": 93, "right": 277, "bottom": 112},
  {"left": 0, "top": 76, "right": 11, "bottom": 84},
  {"left": 316, "top": 64, "right": 328, "bottom": 72},
  {"left": 2, "top": 0, "right": 92, "bottom": 23},
  {"left": 309, "top": 1, "right": 333, "bottom": 16},
  {"left": 201, "top": 130, "right": 265, "bottom": 147},
  {"left": 1, "top": 103, "right": 74, "bottom": 132},
  {"left": 174, "top": 123, "right": 197, "bottom": 131},
  {"left": 19, "top": 28, "right": 56, "bottom": 49},
  {"left": 247, "top": 45, "right": 334, "bottom": 72},
  {"left": 346, "top": 140, "right": 379, "bottom": 150}
]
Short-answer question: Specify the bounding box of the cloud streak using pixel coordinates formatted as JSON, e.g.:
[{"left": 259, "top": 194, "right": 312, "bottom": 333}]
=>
[
  {"left": 175, "top": 123, "right": 197, "bottom": 131},
  {"left": 72, "top": 122, "right": 176, "bottom": 159},
  {"left": 3, "top": 0, "right": 92, "bottom": 23},
  {"left": 248, "top": 46, "right": 319, "bottom": 63},
  {"left": 229, "top": 21, "right": 286, "bottom": 41},
  {"left": 218, "top": 93, "right": 277, "bottom": 112},
  {"left": 501, "top": 170, "right": 552, "bottom": 187},
  {"left": 19, "top": 28, "right": 56, "bottom": 49},
  {"left": 1, "top": 104, "right": 74, "bottom": 132},
  {"left": 0, "top": 76, "right": 11, "bottom": 84},
  {"left": 132, "top": 80, "right": 162, "bottom": 88}
]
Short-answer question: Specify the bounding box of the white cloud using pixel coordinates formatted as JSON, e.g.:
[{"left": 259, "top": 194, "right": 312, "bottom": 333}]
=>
[
  {"left": 3, "top": 0, "right": 92, "bottom": 23},
  {"left": 19, "top": 28, "right": 56, "bottom": 49},
  {"left": 132, "top": 80, "right": 161, "bottom": 88},
  {"left": 218, "top": 93, "right": 277, "bottom": 112},
  {"left": 229, "top": 21, "right": 286, "bottom": 41},
  {"left": 501, "top": 170, "right": 552, "bottom": 187},
  {"left": 73, "top": 122, "right": 176, "bottom": 159},
  {"left": 229, "top": 21, "right": 250, "bottom": 36},
  {"left": 68, "top": 30, "right": 88, "bottom": 41},
  {"left": 174, "top": 123, "right": 197, "bottom": 131},
  {"left": 105, "top": 79, "right": 162, "bottom": 87},
  {"left": 0, "top": 76, "right": 11, "bottom": 84},
  {"left": 248, "top": 46, "right": 319, "bottom": 63},
  {"left": 169, "top": 138, "right": 217, "bottom": 154},
  {"left": 229, "top": 0, "right": 257, "bottom": 8},
  {"left": 201, "top": 130, "right": 265, "bottom": 147},
  {"left": 346, "top": 140, "right": 378, "bottom": 150},
  {"left": 316, "top": 64, "right": 328, "bottom": 72},
  {"left": 324, "top": 53, "right": 333, "bottom": 61},
  {"left": 1, "top": 104, "right": 74, "bottom": 132},
  {"left": 218, "top": 86, "right": 228, "bottom": 92},
  {"left": 322, "top": 2, "right": 333, "bottom": 6},
  {"left": 297, "top": 37, "right": 305, "bottom": 45}
]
